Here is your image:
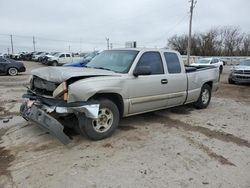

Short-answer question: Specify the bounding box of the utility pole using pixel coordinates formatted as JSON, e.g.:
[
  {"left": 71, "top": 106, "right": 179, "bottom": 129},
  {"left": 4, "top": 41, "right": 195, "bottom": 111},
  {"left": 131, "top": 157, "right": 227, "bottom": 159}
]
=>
[
  {"left": 187, "top": 0, "right": 196, "bottom": 65},
  {"left": 110, "top": 43, "right": 113, "bottom": 50},
  {"left": 80, "top": 38, "right": 82, "bottom": 53},
  {"left": 10, "top": 35, "right": 14, "bottom": 54},
  {"left": 7, "top": 48, "right": 9, "bottom": 55},
  {"left": 106, "top": 37, "right": 110, "bottom": 50},
  {"left": 68, "top": 45, "right": 71, "bottom": 52},
  {"left": 33, "top": 36, "right": 36, "bottom": 52}
]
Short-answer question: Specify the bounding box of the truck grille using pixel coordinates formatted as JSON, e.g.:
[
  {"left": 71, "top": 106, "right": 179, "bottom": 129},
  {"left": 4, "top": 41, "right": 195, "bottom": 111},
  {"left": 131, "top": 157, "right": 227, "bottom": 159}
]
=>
[
  {"left": 234, "top": 70, "right": 250, "bottom": 75},
  {"left": 32, "top": 76, "right": 58, "bottom": 96}
]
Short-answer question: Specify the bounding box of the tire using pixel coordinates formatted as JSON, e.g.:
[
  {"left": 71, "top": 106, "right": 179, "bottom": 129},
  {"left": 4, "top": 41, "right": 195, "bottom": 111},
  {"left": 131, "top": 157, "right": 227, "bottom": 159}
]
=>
[
  {"left": 8, "top": 67, "right": 18, "bottom": 76},
  {"left": 228, "top": 77, "right": 235, "bottom": 84},
  {"left": 194, "top": 84, "right": 211, "bottom": 109},
  {"left": 78, "top": 99, "right": 120, "bottom": 140},
  {"left": 52, "top": 61, "right": 58, "bottom": 66},
  {"left": 219, "top": 66, "right": 223, "bottom": 74}
]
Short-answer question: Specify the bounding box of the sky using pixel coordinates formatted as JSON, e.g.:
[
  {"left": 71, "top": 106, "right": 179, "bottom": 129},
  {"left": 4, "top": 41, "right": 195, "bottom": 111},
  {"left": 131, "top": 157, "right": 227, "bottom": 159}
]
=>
[{"left": 0, "top": 0, "right": 249, "bottom": 53}]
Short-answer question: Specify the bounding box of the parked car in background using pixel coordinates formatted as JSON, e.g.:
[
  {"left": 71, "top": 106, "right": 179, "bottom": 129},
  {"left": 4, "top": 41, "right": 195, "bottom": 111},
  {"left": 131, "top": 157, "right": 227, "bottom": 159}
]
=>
[
  {"left": 32, "top": 52, "right": 46, "bottom": 61},
  {"left": 37, "top": 52, "right": 49, "bottom": 62},
  {"left": 191, "top": 57, "right": 224, "bottom": 73},
  {"left": 63, "top": 51, "right": 100, "bottom": 67},
  {"left": 228, "top": 58, "right": 250, "bottom": 84},
  {"left": 41, "top": 52, "right": 59, "bottom": 64},
  {"left": 47, "top": 52, "right": 81, "bottom": 66},
  {"left": 0, "top": 57, "right": 26, "bottom": 76}
]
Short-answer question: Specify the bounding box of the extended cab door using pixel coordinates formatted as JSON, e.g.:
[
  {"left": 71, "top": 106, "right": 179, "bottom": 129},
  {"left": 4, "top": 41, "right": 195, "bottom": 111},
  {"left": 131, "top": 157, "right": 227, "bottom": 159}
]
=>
[
  {"left": 127, "top": 51, "right": 169, "bottom": 114},
  {"left": 58, "top": 54, "right": 66, "bottom": 64},
  {"left": 162, "top": 52, "right": 187, "bottom": 107},
  {"left": 65, "top": 53, "right": 72, "bottom": 64}
]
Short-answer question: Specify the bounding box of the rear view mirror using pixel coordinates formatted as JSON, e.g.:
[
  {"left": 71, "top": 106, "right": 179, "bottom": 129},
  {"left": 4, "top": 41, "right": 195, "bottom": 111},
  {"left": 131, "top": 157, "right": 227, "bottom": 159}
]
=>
[{"left": 133, "top": 66, "right": 151, "bottom": 77}]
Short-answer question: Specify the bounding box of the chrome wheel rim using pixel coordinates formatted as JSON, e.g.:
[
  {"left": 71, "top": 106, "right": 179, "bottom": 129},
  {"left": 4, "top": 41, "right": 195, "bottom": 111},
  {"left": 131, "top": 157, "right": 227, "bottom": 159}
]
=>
[
  {"left": 92, "top": 108, "right": 113, "bottom": 133},
  {"left": 9, "top": 68, "right": 17, "bottom": 76},
  {"left": 201, "top": 89, "right": 209, "bottom": 104}
]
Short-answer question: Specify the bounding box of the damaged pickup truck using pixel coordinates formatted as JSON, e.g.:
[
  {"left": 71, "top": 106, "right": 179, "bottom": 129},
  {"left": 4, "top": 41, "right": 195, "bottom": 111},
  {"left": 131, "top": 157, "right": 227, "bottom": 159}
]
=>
[{"left": 20, "top": 49, "right": 220, "bottom": 144}]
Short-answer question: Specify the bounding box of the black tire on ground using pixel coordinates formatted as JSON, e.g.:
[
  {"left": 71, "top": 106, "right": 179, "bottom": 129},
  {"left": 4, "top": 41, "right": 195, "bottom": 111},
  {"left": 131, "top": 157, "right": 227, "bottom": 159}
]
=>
[
  {"left": 52, "top": 61, "right": 58, "bottom": 66},
  {"left": 194, "top": 84, "right": 211, "bottom": 109},
  {"left": 228, "top": 77, "right": 235, "bottom": 84},
  {"left": 8, "top": 67, "right": 18, "bottom": 76},
  {"left": 78, "top": 98, "right": 120, "bottom": 140},
  {"left": 219, "top": 66, "right": 223, "bottom": 74}
]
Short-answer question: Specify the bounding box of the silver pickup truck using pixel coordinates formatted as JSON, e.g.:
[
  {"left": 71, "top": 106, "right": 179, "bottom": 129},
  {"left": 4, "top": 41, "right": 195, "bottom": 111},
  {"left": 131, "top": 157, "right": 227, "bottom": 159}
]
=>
[{"left": 20, "top": 49, "right": 220, "bottom": 144}]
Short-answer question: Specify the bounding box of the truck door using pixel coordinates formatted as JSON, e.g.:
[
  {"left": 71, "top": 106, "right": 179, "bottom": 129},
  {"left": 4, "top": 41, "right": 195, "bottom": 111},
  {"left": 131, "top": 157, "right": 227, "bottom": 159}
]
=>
[
  {"left": 58, "top": 54, "right": 66, "bottom": 64},
  {"left": 0, "top": 57, "right": 9, "bottom": 73},
  {"left": 65, "top": 53, "right": 72, "bottom": 64},
  {"left": 128, "top": 51, "right": 169, "bottom": 114},
  {"left": 162, "top": 52, "right": 187, "bottom": 107}
]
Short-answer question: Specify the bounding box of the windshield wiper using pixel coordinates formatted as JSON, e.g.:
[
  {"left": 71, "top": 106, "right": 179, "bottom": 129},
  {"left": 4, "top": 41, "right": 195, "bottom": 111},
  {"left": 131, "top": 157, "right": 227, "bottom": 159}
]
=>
[{"left": 86, "top": 66, "right": 114, "bottom": 72}]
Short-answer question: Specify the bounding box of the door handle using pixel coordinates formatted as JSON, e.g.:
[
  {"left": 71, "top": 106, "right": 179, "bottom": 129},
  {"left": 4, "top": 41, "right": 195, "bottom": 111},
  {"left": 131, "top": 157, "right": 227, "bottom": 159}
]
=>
[{"left": 161, "top": 79, "right": 168, "bottom": 84}]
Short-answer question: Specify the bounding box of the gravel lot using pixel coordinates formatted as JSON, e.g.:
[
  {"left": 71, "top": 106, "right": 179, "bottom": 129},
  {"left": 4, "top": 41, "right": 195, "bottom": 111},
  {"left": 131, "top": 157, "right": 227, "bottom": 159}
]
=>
[{"left": 0, "top": 61, "right": 250, "bottom": 188}]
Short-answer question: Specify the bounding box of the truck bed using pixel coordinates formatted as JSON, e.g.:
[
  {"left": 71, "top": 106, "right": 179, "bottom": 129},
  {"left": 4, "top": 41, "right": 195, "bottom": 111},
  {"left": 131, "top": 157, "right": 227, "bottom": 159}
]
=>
[{"left": 185, "top": 65, "right": 216, "bottom": 73}]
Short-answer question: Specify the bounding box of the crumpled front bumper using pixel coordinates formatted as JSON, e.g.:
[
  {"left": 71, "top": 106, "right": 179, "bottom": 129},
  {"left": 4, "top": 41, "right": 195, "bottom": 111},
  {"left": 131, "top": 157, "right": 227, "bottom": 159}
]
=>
[{"left": 20, "top": 93, "right": 99, "bottom": 144}]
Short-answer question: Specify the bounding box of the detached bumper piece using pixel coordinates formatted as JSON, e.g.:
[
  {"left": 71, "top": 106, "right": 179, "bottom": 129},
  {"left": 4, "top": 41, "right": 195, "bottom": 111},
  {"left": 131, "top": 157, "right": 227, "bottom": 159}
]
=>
[
  {"left": 21, "top": 102, "right": 71, "bottom": 145},
  {"left": 20, "top": 92, "right": 100, "bottom": 145}
]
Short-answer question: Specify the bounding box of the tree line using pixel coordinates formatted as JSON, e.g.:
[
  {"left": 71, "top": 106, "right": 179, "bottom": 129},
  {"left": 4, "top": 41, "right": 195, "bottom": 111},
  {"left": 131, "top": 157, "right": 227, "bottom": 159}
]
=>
[{"left": 167, "top": 26, "right": 250, "bottom": 56}]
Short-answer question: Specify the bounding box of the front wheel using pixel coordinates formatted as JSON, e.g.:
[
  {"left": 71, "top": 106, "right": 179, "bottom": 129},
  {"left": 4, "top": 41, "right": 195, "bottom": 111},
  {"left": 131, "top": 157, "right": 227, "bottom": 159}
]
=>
[
  {"left": 8, "top": 67, "right": 18, "bottom": 76},
  {"left": 52, "top": 61, "right": 58, "bottom": 66},
  {"left": 78, "top": 99, "right": 120, "bottom": 140},
  {"left": 194, "top": 84, "right": 211, "bottom": 109},
  {"left": 228, "top": 77, "right": 235, "bottom": 84}
]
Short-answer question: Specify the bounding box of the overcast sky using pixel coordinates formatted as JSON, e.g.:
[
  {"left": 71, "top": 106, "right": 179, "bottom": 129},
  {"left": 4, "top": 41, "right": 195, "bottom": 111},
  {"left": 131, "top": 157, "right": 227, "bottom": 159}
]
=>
[{"left": 0, "top": 0, "right": 249, "bottom": 53}]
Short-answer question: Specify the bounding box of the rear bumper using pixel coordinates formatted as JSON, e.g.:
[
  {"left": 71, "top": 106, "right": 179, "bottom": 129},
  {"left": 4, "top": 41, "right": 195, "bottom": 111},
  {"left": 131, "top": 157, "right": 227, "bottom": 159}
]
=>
[{"left": 20, "top": 92, "right": 99, "bottom": 144}]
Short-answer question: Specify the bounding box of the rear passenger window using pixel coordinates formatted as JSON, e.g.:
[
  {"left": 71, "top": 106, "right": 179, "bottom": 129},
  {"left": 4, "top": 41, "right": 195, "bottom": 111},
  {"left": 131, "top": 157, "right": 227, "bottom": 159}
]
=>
[
  {"left": 66, "top": 54, "right": 71, "bottom": 57},
  {"left": 164, "top": 52, "right": 181, "bottom": 74},
  {"left": 137, "top": 52, "right": 164, "bottom": 74}
]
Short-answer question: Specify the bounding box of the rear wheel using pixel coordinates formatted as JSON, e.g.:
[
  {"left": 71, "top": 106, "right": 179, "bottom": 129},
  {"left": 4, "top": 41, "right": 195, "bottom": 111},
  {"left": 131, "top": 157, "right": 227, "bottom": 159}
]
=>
[
  {"left": 194, "top": 84, "right": 211, "bottom": 109},
  {"left": 52, "top": 61, "right": 58, "bottom": 66},
  {"left": 8, "top": 67, "right": 18, "bottom": 76},
  {"left": 78, "top": 98, "right": 119, "bottom": 140}
]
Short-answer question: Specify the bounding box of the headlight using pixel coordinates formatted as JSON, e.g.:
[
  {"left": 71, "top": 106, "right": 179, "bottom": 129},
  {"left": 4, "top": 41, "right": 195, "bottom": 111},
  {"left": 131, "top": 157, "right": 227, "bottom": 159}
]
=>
[{"left": 53, "top": 81, "right": 68, "bottom": 100}]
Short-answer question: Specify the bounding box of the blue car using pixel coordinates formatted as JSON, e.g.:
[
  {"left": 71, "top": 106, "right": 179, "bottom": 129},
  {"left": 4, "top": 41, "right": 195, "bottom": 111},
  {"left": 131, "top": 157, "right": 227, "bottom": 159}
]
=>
[{"left": 63, "top": 51, "right": 99, "bottom": 67}]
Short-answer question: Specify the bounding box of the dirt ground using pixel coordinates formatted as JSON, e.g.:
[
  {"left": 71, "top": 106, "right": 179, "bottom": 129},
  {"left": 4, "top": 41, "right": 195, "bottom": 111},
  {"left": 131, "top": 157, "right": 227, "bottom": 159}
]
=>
[{"left": 0, "top": 62, "right": 250, "bottom": 188}]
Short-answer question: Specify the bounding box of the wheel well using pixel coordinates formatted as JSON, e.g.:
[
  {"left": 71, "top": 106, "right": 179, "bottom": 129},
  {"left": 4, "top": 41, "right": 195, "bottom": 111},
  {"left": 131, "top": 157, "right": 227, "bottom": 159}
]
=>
[
  {"left": 204, "top": 81, "right": 213, "bottom": 89},
  {"left": 91, "top": 93, "right": 124, "bottom": 118}
]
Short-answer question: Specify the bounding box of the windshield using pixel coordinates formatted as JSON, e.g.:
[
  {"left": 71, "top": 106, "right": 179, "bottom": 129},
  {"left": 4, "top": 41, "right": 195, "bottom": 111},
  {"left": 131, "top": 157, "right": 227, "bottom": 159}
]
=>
[
  {"left": 239, "top": 59, "right": 250, "bottom": 66},
  {"left": 87, "top": 50, "right": 139, "bottom": 73},
  {"left": 196, "top": 59, "right": 211, "bottom": 64}
]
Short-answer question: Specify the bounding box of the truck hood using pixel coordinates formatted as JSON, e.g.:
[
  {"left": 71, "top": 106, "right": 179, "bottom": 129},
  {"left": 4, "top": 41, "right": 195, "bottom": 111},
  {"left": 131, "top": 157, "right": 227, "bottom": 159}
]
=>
[
  {"left": 233, "top": 66, "right": 250, "bottom": 71},
  {"left": 31, "top": 67, "right": 120, "bottom": 83}
]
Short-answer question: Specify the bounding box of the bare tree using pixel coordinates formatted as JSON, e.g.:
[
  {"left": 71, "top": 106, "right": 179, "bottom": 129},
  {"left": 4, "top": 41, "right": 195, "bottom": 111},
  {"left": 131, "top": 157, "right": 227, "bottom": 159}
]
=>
[
  {"left": 242, "top": 33, "right": 250, "bottom": 56},
  {"left": 167, "top": 26, "right": 249, "bottom": 56},
  {"left": 167, "top": 34, "right": 188, "bottom": 55},
  {"left": 220, "top": 26, "right": 243, "bottom": 56}
]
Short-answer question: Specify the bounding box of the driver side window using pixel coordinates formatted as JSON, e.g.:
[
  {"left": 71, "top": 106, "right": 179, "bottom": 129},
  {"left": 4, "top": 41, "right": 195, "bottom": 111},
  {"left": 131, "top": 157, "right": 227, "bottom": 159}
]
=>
[
  {"left": 59, "top": 54, "right": 65, "bottom": 58},
  {"left": 136, "top": 52, "right": 164, "bottom": 75},
  {"left": 211, "top": 59, "right": 218, "bottom": 64}
]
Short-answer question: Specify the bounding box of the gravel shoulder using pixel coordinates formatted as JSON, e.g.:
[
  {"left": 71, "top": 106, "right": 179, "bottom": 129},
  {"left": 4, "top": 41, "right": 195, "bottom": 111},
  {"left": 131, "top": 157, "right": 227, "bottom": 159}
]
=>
[{"left": 0, "top": 63, "right": 250, "bottom": 188}]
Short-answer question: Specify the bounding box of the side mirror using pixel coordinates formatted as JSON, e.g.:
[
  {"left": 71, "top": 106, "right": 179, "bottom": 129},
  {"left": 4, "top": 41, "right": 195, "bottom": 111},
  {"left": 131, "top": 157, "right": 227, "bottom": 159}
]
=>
[{"left": 133, "top": 66, "right": 151, "bottom": 77}]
